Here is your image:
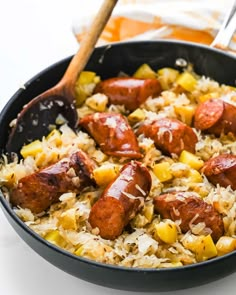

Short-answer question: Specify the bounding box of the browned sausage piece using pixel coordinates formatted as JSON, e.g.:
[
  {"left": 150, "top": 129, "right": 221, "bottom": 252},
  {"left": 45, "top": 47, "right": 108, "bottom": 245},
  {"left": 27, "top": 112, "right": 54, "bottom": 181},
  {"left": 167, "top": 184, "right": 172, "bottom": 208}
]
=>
[
  {"left": 79, "top": 112, "right": 142, "bottom": 159},
  {"left": 89, "top": 161, "right": 152, "bottom": 240},
  {"left": 202, "top": 154, "right": 236, "bottom": 190},
  {"left": 10, "top": 150, "right": 96, "bottom": 213},
  {"left": 194, "top": 99, "right": 236, "bottom": 136},
  {"left": 154, "top": 192, "right": 224, "bottom": 242},
  {"left": 136, "top": 117, "right": 198, "bottom": 155},
  {"left": 94, "top": 77, "right": 161, "bottom": 111}
]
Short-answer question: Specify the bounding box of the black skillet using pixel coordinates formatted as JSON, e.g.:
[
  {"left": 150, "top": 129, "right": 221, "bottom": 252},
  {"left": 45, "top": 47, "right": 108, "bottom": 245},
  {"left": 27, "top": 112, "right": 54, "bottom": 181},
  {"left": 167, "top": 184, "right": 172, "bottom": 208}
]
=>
[{"left": 0, "top": 40, "right": 236, "bottom": 292}]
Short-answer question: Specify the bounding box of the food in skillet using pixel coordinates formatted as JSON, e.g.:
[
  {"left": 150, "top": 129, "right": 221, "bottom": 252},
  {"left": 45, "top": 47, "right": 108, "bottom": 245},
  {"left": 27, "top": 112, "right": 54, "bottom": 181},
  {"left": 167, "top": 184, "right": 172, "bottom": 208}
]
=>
[{"left": 1, "top": 63, "right": 236, "bottom": 268}]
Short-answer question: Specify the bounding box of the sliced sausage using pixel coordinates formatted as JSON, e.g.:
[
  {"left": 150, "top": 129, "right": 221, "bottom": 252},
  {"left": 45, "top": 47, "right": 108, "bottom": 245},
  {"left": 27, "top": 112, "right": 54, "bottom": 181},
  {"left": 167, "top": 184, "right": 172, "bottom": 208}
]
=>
[
  {"left": 89, "top": 161, "right": 152, "bottom": 240},
  {"left": 79, "top": 112, "right": 142, "bottom": 159},
  {"left": 154, "top": 192, "right": 224, "bottom": 242},
  {"left": 136, "top": 117, "right": 198, "bottom": 156},
  {"left": 94, "top": 77, "right": 161, "bottom": 111},
  {"left": 11, "top": 150, "right": 96, "bottom": 213},
  {"left": 194, "top": 99, "right": 236, "bottom": 136},
  {"left": 202, "top": 154, "right": 236, "bottom": 190}
]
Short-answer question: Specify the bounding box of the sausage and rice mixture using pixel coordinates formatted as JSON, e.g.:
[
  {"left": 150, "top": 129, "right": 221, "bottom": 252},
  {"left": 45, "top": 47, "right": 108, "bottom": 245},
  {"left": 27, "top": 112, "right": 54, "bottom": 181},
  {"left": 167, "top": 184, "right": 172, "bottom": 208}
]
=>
[{"left": 1, "top": 63, "right": 236, "bottom": 268}]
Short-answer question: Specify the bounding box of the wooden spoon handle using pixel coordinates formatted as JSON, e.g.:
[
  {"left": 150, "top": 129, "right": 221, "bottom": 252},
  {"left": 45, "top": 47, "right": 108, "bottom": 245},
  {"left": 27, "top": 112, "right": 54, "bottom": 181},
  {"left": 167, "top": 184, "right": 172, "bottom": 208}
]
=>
[{"left": 60, "top": 0, "right": 118, "bottom": 93}]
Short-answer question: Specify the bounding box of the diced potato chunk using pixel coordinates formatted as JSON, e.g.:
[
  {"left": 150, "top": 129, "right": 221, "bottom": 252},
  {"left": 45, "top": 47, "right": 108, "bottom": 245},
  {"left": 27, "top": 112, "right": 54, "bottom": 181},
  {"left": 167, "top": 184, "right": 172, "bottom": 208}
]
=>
[
  {"left": 133, "top": 63, "right": 157, "bottom": 79},
  {"left": 199, "top": 92, "right": 219, "bottom": 103},
  {"left": 153, "top": 162, "right": 173, "bottom": 182},
  {"left": 93, "top": 163, "right": 120, "bottom": 186},
  {"left": 85, "top": 93, "right": 108, "bottom": 112},
  {"left": 128, "top": 108, "right": 146, "bottom": 124},
  {"left": 176, "top": 72, "right": 197, "bottom": 92},
  {"left": 174, "top": 105, "right": 196, "bottom": 126},
  {"left": 20, "top": 140, "right": 43, "bottom": 158},
  {"left": 157, "top": 67, "right": 179, "bottom": 90},
  {"left": 216, "top": 236, "right": 236, "bottom": 256},
  {"left": 154, "top": 220, "right": 177, "bottom": 244},
  {"left": 179, "top": 150, "right": 204, "bottom": 170},
  {"left": 45, "top": 230, "right": 65, "bottom": 247}
]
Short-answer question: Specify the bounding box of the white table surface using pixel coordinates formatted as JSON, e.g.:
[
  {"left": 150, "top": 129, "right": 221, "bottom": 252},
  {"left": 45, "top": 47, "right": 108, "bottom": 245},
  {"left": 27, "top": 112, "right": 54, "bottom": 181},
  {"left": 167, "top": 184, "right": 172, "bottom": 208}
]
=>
[{"left": 0, "top": 0, "right": 236, "bottom": 294}]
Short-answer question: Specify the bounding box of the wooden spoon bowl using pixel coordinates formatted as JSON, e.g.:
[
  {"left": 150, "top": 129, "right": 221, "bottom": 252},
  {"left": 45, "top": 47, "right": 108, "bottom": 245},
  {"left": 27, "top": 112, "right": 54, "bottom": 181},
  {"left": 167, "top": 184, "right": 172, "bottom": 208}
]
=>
[{"left": 6, "top": 0, "right": 118, "bottom": 155}]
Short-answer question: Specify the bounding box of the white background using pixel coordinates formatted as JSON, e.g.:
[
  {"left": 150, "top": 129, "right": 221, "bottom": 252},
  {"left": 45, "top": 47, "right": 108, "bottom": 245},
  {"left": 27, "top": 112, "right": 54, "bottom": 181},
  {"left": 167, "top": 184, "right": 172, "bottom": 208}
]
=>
[{"left": 0, "top": 0, "right": 235, "bottom": 294}]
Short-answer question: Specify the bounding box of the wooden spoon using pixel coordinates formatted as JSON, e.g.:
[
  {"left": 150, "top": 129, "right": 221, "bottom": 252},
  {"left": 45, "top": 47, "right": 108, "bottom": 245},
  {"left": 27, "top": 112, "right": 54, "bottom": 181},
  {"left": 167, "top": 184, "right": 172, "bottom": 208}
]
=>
[{"left": 6, "top": 0, "right": 118, "bottom": 154}]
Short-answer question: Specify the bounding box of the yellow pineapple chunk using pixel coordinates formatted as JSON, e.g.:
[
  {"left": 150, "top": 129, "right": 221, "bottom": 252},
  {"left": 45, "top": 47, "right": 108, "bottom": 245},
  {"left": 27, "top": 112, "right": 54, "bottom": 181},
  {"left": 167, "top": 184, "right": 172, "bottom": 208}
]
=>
[
  {"left": 78, "top": 71, "right": 96, "bottom": 84},
  {"left": 75, "top": 85, "right": 88, "bottom": 106},
  {"left": 153, "top": 162, "right": 173, "bottom": 182},
  {"left": 93, "top": 163, "right": 120, "bottom": 186},
  {"left": 179, "top": 150, "right": 204, "bottom": 170},
  {"left": 46, "top": 129, "right": 62, "bottom": 146},
  {"left": 20, "top": 140, "right": 43, "bottom": 158},
  {"left": 133, "top": 63, "right": 157, "bottom": 79},
  {"left": 182, "top": 234, "right": 198, "bottom": 252},
  {"left": 176, "top": 72, "right": 197, "bottom": 91},
  {"left": 157, "top": 67, "right": 179, "bottom": 90},
  {"left": 154, "top": 220, "right": 177, "bottom": 244},
  {"left": 174, "top": 105, "right": 195, "bottom": 126},
  {"left": 187, "top": 169, "right": 203, "bottom": 183},
  {"left": 128, "top": 108, "right": 146, "bottom": 124},
  {"left": 86, "top": 93, "right": 108, "bottom": 112},
  {"left": 216, "top": 236, "right": 236, "bottom": 256},
  {"left": 75, "top": 71, "right": 100, "bottom": 106},
  {"left": 183, "top": 234, "right": 217, "bottom": 262},
  {"left": 74, "top": 245, "right": 84, "bottom": 256},
  {"left": 196, "top": 235, "right": 217, "bottom": 261},
  {"left": 199, "top": 92, "right": 219, "bottom": 103},
  {"left": 143, "top": 203, "right": 154, "bottom": 223},
  {"left": 35, "top": 152, "right": 47, "bottom": 167}
]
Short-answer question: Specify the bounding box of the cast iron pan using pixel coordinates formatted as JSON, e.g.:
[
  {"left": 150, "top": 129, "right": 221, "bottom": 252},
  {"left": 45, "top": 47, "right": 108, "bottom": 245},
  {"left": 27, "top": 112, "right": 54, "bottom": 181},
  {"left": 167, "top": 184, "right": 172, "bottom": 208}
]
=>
[{"left": 0, "top": 41, "right": 236, "bottom": 292}]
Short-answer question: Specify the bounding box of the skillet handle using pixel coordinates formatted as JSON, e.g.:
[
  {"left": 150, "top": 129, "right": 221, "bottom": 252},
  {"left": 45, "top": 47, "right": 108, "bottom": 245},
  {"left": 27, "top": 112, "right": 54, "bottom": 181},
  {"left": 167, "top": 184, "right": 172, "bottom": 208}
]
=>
[{"left": 211, "top": 0, "right": 236, "bottom": 50}]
